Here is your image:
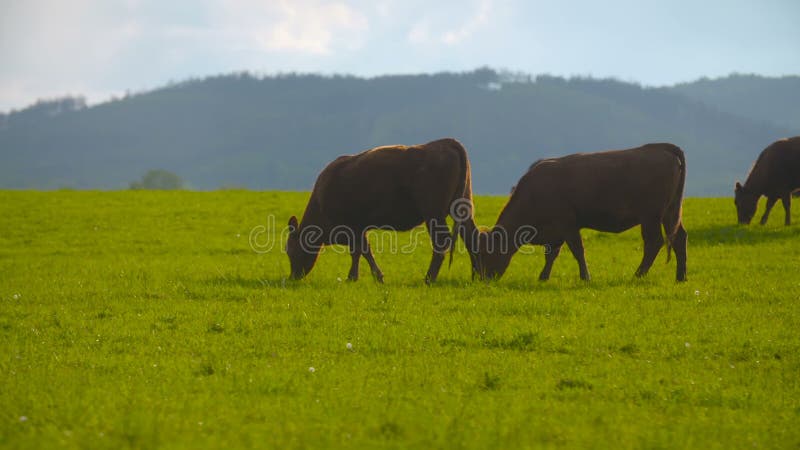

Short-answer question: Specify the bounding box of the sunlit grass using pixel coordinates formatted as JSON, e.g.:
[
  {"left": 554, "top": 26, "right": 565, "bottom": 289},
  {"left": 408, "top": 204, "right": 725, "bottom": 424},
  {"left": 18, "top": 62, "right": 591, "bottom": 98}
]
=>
[{"left": 0, "top": 191, "right": 799, "bottom": 449}]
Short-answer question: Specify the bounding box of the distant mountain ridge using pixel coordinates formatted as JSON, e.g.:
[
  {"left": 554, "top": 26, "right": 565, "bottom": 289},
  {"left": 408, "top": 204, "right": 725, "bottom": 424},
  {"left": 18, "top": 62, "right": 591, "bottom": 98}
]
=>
[
  {"left": 1, "top": 69, "right": 797, "bottom": 196},
  {"left": 671, "top": 74, "right": 800, "bottom": 130}
]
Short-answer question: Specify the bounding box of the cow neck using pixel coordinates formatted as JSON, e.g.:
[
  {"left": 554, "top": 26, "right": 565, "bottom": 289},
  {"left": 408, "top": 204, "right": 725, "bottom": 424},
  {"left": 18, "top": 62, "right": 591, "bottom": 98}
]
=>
[
  {"left": 498, "top": 194, "right": 529, "bottom": 248},
  {"left": 743, "top": 156, "right": 770, "bottom": 195},
  {"left": 299, "top": 196, "right": 330, "bottom": 246},
  {"left": 493, "top": 208, "right": 525, "bottom": 260}
]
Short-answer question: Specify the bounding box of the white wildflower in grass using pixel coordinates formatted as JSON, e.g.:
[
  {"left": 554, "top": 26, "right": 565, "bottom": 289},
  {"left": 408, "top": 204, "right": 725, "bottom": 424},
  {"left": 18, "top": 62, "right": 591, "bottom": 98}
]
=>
[
  {"left": 346, "top": 342, "right": 353, "bottom": 350},
  {"left": 694, "top": 290, "right": 700, "bottom": 296},
  {"left": 12, "top": 293, "right": 20, "bottom": 300},
  {"left": 336, "top": 277, "right": 342, "bottom": 282},
  {"left": 685, "top": 342, "right": 691, "bottom": 348},
  {"left": 308, "top": 366, "right": 315, "bottom": 373},
  {"left": 19, "top": 416, "right": 28, "bottom": 422}
]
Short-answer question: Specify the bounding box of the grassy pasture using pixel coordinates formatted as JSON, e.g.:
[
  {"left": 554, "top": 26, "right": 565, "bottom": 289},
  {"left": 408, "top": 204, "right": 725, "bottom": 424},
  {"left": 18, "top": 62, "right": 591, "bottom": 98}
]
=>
[{"left": 1, "top": 191, "right": 799, "bottom": 449}]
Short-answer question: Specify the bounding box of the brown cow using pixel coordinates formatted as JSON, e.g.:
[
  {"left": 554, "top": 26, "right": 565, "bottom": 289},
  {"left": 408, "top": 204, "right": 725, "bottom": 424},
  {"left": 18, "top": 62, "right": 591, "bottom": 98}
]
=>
[
  {"left": 286, "top": 138, "right": 478, "bottom": 283},
  {"left": 476, "top": 143, "right": 687, "bottom": 282},
  {"left": 734, "top": 136, "right": 800, "bottom": 226}
]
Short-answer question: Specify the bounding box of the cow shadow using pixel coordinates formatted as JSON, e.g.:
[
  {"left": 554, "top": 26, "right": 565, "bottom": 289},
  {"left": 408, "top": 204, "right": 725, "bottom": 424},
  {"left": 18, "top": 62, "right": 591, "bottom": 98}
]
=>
[
  {"left": 688, "top": 223, "right": 799, "bottom": 246},
  {"left": 390, "top": 278, "right": 477, "bottom": 288},
  {"left": 486, "top": 276, "right": 659, "bottom": 291},
  {"left": 204, "top": 273, "right": 689, "bottom": 294},
  {"left": 393, "top": 275, "right": 657, "bottom": 291}
]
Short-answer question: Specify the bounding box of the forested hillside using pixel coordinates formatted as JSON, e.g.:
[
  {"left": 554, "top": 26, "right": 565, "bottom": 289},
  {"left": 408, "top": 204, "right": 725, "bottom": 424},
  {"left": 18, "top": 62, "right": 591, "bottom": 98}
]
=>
[
  {"left": 671, "top": 74, "right": 800, "bottom": 130},
  {"left": 1, "top": 69, "right": 797, "bottom": 195}
]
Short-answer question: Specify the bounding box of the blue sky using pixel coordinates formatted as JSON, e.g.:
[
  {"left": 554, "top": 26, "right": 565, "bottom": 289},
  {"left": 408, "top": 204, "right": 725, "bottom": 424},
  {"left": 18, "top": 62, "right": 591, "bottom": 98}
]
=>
[{"left": 1, "top": 0, "right": 799, "bottom": 111}]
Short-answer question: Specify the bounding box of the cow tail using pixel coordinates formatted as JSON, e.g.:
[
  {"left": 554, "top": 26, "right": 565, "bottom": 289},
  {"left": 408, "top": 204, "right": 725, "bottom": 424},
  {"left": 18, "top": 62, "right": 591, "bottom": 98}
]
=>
[
  {"left": 664, "top": 145, "right": 686, "bottom": 263},
  {"left": 449, "top": 139, "right": 472, "bottom": 268}
]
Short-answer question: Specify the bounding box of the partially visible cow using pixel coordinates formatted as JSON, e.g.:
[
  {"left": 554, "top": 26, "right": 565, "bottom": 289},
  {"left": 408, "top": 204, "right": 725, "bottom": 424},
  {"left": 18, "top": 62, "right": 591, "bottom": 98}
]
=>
[
  {"left": 735, "top": 137, "right": 800, "bottom": 226},
  {"left": 476, "top": 143, "right": 687, "bottom": 282},
  {"left": 286, "top": 138, "right": 478, "bottom": 283}
]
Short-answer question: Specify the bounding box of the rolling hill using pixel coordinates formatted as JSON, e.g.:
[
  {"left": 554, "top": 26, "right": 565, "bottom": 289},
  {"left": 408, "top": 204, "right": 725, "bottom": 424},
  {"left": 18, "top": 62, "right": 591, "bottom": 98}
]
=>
[{"left": 1, "top": 69, "right": 797, "bottom": 195}]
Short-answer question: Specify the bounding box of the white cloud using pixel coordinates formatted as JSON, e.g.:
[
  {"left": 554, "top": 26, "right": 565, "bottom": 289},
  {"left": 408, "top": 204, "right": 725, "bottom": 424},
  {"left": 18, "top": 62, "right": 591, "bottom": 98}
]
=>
[
  {"left": 0, "top": 0, "right": 374, "bottom": 110},
  {"left": 442, "top": 0, "right": 492, "bottom": 45},
  {"left": 2, "top": 0, "right": 799, "bottom": 111},
  {"left": 406, "top": 0, "right": 493, "bottom": 46},
  {"left": 0, "top": 0, "right": 142, "bottom": 110},
  {"left": 407, "top": 21, "right": 430, "bottom": 45},
  {"left": 375, "top": 1, "right": 393, "bottom": 18},
  {"left": 219, "top": 0, "right": 369, "bottom": 55},
  {"left": 0, "top": 1, "right": 141, "bottom": 70}
]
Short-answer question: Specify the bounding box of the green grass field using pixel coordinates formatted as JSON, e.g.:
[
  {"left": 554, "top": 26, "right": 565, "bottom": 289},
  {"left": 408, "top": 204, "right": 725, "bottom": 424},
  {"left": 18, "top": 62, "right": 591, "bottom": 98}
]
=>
[{"left": 1, "top": 191, "right": 799, "bottom": 449}]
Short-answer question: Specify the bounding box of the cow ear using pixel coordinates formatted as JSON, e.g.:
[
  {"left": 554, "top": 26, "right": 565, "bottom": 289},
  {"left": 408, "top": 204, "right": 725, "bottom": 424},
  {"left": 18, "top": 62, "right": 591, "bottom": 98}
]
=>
[
  {"left": 735, "top": 181, "right": 742, "bottom": 193},
  {"left": 288, "top": 216, "right": 298, "bottom": 232}
]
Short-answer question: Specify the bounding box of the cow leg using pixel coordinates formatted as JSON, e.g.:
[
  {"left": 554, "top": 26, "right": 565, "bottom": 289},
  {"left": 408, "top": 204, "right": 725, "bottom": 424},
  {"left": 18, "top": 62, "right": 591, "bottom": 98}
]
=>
[
  {"left": 359, "top": 234, "right": 384, "bottom": 283},
  {"left": 760, "top": 196, "right": 778, "bottom": 225},
  {"left": 565, "top": 231, "right": 590, "bottom": 281},
  {"left": 425, "top": 218, "right": 451, "bottom": 284},
  {"left": 538, "top": 241, "right": 563, "bottom": 281},
  {"left": 671, "top": 223, "right": 688, "bottom": 282},
  {"left": 347, "top": 245, "right": 360, "bottom": 281},
  {"left": 635, "top": 220, "right": 664, "bottom": 278},
  {"left": 781, "top": 193, "right": 792, "bottom": 226}
]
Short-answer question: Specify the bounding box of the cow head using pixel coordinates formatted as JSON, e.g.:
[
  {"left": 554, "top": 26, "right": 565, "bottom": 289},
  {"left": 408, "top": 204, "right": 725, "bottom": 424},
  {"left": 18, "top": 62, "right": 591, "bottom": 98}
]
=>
[
  {"left": 734, "top": 182, "right": 758, "bottom": 225},
  {"left": 475, "top": 227, "right": 513, "bottom": 281},
  {"left": 285, "top": 216, "right": 320, "bottom": 279}
]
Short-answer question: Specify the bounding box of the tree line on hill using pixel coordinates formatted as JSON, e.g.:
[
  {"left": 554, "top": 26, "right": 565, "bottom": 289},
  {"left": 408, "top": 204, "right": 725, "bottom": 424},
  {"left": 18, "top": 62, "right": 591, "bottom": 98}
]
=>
[{"left": 0, "top": 68, "right": 798, "bottom": 196}]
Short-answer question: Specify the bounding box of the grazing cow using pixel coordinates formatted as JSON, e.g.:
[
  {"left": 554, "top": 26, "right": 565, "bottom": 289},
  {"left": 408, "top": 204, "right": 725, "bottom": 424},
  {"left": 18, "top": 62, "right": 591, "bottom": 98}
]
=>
[
  {"left": 286, "top": 138, "right": 478, "bottom": 283},
  {"left": 734, "top": 136, "right": 800, "bottom": 226},
  {"left": 477, "top": 143, "right": 687, "bottom": 282}
]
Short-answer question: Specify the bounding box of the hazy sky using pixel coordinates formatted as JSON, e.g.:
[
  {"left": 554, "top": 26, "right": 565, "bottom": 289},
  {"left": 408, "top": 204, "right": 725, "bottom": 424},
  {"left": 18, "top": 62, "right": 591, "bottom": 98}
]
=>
[{"left": 1, "top": 0, "right": 799, "bottom": 111}]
